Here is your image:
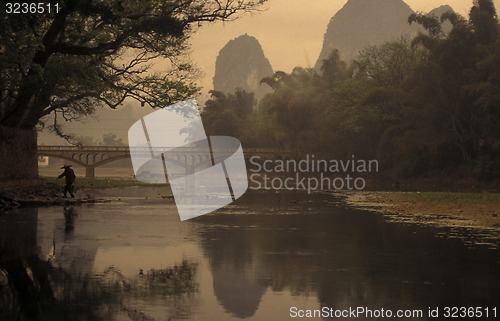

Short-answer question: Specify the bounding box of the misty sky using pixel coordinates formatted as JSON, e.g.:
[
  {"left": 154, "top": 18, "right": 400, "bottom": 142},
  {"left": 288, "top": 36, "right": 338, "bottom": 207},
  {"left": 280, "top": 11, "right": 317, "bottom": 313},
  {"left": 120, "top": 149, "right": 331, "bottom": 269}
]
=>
[{"left": 190, "top": 0, "right": 500, "bottom": 98}]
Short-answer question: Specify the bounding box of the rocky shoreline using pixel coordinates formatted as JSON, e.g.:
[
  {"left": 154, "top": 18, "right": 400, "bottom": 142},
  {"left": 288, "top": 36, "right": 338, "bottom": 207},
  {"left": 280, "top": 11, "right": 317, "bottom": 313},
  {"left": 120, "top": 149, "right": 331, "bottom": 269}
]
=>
[{"left": 0, "top": 180, "right": 111, "bottom": 210}]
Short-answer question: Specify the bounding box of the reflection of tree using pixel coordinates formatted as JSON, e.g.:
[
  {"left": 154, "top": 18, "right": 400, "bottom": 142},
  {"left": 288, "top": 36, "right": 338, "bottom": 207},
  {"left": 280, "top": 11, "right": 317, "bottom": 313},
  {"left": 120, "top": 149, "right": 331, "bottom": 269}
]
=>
[
  {"left": 0, "top": 257, "right": 55, "bottom": 321},
  {"left": 1, "top": 256, "right": 198, "bottom": 321},
  {"left": 123, "top": 262, "right": 198, "bottom": 321},
  {"left": 134, "top": 261, "right": 198, "bottom": 298},
  {"left": 196, "top": 192, "right": 499, "bottom": 319},
  {"left": 47, "top": 260, "right": 198, "bottom": 321},
  {"left": 0, "top": 208, "right": 198, "bottom": 321}
]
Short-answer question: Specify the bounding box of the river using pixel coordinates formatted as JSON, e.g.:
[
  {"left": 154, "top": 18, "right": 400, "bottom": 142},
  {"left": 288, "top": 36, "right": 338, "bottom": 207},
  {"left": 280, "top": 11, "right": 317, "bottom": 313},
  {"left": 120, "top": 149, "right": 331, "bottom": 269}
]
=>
[{"left": 0, "top": 190, "right": 498, "bottom": 320}]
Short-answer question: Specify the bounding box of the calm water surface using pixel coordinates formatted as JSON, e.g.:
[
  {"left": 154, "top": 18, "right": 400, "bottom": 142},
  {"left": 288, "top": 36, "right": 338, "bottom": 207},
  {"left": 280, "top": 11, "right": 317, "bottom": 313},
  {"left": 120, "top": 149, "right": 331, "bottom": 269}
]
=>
[{"left": 0, "top": 191, "right": 498, "bottom": 321}]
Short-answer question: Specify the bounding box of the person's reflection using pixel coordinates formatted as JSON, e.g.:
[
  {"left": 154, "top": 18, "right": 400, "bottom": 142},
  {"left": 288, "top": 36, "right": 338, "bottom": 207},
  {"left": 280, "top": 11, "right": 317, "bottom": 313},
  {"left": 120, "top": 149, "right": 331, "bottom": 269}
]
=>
[
  {"left": 50, "top": 206, "right": 97, "bottom": 278},
  {"left": 63, "top": 206, "right": 77, "bottom": 234}
]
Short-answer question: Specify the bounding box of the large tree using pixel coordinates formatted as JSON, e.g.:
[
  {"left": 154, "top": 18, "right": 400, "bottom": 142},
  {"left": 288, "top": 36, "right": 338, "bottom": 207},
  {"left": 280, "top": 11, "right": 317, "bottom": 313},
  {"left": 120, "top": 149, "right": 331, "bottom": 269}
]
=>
[
  {"left": 202, "top": 89, "right": 255, "bottom": 138},
  {"left": 0, "top": 0, "right": 265, "bottom": 179}
]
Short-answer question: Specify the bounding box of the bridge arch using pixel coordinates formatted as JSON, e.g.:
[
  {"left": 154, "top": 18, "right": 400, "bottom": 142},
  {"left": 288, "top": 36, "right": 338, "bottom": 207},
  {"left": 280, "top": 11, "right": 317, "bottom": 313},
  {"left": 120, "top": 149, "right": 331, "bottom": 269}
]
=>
[
  {"left": 37, "top": 147, "right": 131, "bottom": 178},
  {"left": 37, "top": 152, "right": 86, "bottom": 168},
  {"left": 93, "top": 154, "right": 131, "bottom": 168},
  {"left": 38, "top": 146, "right": 294, "bottom": 179}
]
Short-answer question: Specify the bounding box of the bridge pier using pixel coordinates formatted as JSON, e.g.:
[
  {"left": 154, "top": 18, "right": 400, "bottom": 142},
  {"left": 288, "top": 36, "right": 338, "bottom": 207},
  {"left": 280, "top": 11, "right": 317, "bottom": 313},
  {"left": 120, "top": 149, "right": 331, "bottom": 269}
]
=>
[{"left": 86, "top": 165, "right": 95, "bottom": 179}]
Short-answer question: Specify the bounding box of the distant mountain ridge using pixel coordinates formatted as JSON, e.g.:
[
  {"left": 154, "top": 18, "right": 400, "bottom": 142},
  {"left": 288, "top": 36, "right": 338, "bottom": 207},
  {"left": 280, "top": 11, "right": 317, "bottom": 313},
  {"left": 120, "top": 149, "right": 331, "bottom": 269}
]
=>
[
  {"left": 213, "top": 34, "right": 273, "bottom": 99},
  {"left": 315, "top": 0, "right": 454, "bottom": 68}
]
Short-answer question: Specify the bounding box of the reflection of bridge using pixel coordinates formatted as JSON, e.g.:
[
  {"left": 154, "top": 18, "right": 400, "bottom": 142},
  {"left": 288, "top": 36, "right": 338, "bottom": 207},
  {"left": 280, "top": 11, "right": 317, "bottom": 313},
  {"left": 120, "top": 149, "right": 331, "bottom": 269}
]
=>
[{"left": 37, "top": 146, "right": 292, "bottom": 178}]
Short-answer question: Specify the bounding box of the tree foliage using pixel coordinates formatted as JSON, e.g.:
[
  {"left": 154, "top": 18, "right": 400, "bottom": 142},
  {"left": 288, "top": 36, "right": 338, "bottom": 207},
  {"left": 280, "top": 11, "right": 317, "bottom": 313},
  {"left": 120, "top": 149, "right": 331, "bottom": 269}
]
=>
[
  {"left": 0, "top": 0, "right": 266, "bottom": 131},
  {"left": 202, "top": 89, "right": 255, "bottom": 137},
  {"left": 210, "top": 0, "right": 500, "bottom": 181},
  {"left": 405, "top": 0, "right": 500, "bottom": 177}
]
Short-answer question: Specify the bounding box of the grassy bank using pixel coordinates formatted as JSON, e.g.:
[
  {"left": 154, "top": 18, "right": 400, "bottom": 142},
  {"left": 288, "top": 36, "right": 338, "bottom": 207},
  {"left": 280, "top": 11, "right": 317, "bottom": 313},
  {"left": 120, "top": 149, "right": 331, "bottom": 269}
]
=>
[
  {"left": 411, "top": 192, "right": 500, "bottom": 203},
  {"left": 343, "top": 191, "right": 500, "bottom": 230}
]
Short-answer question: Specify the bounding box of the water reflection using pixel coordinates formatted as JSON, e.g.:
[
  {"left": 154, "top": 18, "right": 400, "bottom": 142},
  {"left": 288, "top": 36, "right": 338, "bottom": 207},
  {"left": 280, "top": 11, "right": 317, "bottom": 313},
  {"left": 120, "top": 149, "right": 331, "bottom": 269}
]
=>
[
  {"left": 0, "top": 206, "right": 198, "bottom": 321},
  {"left": 0, "top": 208, "right": 43, "bottom": 321},
  {"left": 202, "top": 222, "right": 268, "bottom": 318},
  {"left": 0, "top": 191, "right": 498, "bottom": 321},
  {"left": 63, "top": 206, "right": 77, "bottom": 234},
  {"left": 195, "top": 192, "right": 499, "bottom": 320}
]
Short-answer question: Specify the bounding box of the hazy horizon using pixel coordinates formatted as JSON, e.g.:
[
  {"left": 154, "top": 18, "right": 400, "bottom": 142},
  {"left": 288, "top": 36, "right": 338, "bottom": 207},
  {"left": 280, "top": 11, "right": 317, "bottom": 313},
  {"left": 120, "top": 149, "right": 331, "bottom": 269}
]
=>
[{"left": 190, "top": 0, "right": 500, "bottom": 99}]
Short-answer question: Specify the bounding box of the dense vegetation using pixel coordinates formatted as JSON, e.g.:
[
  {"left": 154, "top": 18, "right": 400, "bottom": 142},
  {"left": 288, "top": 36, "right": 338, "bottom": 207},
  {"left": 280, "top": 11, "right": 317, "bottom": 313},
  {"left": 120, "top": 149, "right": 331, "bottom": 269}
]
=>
[
  {"left": 0, "top": 0, "right": 265, "bottom": 130},
  {"left": 0, "top": 0, "right": 266, "bottom": 179},
  {"left": 202, "top": 0, "right": 500, "bottom": 180}
]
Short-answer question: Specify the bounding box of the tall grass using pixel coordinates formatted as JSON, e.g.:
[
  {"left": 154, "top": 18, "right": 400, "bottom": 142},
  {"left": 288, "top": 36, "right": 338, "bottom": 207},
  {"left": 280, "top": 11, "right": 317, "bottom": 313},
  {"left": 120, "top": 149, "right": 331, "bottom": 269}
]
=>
[{"left": 412, "top": 192, "right": 500, "bottom": 203}]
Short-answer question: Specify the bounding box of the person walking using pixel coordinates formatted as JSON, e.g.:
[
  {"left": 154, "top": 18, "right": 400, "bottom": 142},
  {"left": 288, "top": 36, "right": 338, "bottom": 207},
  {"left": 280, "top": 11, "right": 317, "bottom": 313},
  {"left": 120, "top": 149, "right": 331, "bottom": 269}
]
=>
[{"left": 57, "top": 164, "right": 76, "bottom": 198}]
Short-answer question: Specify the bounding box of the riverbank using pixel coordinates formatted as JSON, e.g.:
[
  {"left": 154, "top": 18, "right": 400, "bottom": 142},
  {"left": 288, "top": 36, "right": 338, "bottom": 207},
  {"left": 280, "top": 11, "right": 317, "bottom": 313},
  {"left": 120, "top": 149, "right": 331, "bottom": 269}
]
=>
[
  {"left": 2, "top": 178, "right": 499, "bottom": 234},
  {"left": 340, "top": 191, "right": 500, "bottom": 230},
  {"left": 0, "top": 177, "right": 157, "bottom": 208}
]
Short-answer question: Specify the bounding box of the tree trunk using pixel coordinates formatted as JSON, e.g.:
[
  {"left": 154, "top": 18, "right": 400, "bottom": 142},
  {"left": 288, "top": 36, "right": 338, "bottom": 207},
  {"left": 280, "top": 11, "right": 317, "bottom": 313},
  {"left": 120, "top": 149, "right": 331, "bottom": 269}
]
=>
[{"left": 0, "top": 126, "right": 38, "bottom": 180}]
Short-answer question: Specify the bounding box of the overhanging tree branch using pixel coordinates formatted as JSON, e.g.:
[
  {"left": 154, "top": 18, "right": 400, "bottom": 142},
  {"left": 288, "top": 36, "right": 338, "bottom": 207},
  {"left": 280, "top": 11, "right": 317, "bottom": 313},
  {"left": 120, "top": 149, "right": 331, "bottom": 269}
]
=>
[{"left": 0, "top": 0, "right": 267, "bottom": 129}]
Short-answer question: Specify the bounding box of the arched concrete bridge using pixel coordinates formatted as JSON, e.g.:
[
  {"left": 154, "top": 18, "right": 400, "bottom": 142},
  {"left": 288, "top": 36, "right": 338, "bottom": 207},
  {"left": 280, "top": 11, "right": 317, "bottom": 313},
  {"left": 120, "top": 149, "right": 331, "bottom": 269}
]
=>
[{"left": 37, "top": 146, "right": 294, "bottom": 178}]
